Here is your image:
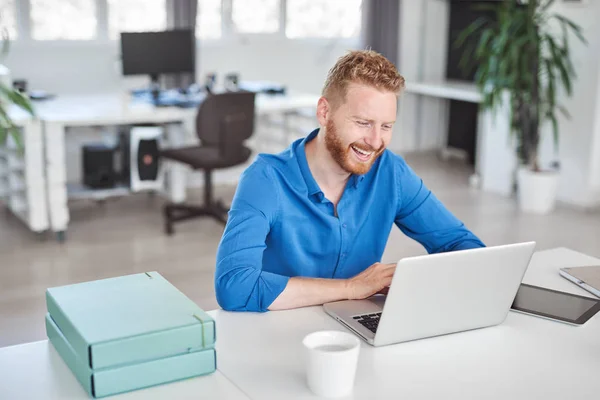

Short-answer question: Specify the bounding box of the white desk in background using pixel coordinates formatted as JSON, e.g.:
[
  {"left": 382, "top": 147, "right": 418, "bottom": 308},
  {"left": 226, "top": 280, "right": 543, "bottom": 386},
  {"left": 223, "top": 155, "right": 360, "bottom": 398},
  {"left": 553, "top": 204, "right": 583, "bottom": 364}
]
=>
[
  {"left": 14, "top": 92, "right": 319, "bottom": 241},
  {"left": 403, "top": 80, "right": 514, "bottom": 196},
  {"left": 1, "top": 247, "right": 598, "bottom": 399},
  {"left": 405, "top": 80, "right": 482, "bottom": 102}
]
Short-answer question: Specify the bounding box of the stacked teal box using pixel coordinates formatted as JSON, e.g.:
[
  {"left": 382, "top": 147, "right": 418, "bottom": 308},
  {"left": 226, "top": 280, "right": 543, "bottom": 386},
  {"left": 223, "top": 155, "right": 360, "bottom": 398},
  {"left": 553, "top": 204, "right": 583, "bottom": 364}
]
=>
[{"left": 45, "top": 271, "right": 216, "bottom": 398}]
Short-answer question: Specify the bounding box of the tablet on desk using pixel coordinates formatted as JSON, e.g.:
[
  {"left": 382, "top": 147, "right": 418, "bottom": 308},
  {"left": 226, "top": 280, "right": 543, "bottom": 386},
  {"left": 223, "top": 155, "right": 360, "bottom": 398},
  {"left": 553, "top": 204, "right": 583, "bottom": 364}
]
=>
[
  {"left": 559, "top": 266, "right": 600, "bottom": 298},
  {"left": 510, "top": 283, "right": 600, "bottom": 325}
]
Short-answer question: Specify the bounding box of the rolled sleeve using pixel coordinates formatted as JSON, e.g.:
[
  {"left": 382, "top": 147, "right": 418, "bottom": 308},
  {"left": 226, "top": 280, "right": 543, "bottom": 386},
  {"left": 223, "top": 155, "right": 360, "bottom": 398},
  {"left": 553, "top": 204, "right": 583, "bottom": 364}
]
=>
[
  {"left": 215, "top": 160, "right": 290, "bottom": 312},
  {"left": 393, "top": 155, "right": 485, "bottom": 254}
]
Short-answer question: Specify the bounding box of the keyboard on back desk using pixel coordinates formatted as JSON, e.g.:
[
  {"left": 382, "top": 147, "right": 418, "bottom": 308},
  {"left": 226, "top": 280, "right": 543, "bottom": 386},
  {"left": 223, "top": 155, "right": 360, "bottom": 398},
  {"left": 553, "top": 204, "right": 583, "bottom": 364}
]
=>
[{"left": 353, "top": 312, "right": 382, "bottom": 333}]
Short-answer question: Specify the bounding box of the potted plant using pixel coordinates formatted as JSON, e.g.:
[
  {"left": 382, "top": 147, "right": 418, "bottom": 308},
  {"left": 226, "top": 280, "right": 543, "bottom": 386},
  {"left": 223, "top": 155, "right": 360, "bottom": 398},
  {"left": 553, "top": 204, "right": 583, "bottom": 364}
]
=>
[
  {"left": 0, "top": 25, "right": 36, "bottom": 151},
  {"left": 455, "top": 0, "right": 586, "bottom": 214}
]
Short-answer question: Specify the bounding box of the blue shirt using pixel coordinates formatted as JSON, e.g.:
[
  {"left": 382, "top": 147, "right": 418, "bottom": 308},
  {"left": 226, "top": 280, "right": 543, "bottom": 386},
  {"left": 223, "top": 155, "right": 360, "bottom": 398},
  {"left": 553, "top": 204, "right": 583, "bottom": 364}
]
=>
[{"left": 215, "top": 129, "right": 485, "bottom": 312}]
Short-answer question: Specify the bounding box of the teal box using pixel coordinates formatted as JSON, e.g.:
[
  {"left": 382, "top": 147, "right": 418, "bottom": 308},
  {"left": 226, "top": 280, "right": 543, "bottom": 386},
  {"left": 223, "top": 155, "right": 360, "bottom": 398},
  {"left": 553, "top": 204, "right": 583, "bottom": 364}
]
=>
[
  {"left": 45, "top": 271, "right": 215, "bottom": 370},
  {"left": 46, "top": 313, "right": 217, "bottom": 398}
]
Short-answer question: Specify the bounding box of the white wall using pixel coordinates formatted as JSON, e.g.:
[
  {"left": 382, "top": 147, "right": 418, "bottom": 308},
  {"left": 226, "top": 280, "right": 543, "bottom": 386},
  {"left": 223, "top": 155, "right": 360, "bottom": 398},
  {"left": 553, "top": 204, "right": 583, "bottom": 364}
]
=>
[
  {"left": 590, "top": 70, "right": 600, "bottom": 194},
  {"left": 547, "top": 1, "right": 600, "bottom": 209}
]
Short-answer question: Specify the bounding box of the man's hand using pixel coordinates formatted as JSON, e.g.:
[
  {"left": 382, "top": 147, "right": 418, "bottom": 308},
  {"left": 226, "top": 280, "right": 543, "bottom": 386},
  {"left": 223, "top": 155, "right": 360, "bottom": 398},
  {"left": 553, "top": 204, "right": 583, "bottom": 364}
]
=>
[
  {"left": 268, "top": 262, "right": 396, "bottom": 311},
  {"left": 346, "top": 262, "right": 396, "bottom": 300}
]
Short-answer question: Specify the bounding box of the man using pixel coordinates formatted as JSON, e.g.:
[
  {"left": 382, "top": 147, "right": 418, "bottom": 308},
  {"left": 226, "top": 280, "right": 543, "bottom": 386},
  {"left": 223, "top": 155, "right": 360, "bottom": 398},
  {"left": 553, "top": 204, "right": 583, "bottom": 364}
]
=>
[{"left": 215, "top": 50, "right": 484, "bottom": 312}]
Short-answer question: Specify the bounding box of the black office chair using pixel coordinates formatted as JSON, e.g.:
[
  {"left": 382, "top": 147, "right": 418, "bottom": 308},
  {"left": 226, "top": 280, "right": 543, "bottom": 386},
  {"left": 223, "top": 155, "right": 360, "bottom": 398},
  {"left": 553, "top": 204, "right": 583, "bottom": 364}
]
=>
[{"left": 160, "top": 91, "right": 256, "bottom": 235}]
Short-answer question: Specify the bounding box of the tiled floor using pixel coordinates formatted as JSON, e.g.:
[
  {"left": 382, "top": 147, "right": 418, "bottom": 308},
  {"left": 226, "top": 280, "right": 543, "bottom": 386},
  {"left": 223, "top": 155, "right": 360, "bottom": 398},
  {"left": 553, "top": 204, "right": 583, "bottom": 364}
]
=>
[{"left": 1, "top": 153, "right": 599, "bottom": 348}]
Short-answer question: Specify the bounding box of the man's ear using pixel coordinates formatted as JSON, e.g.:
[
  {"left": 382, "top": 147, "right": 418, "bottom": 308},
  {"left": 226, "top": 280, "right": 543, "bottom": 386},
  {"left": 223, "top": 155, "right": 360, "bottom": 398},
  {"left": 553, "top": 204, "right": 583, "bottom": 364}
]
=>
[{"left": 316, "top": 97, "right": 330, "bottom": 127}]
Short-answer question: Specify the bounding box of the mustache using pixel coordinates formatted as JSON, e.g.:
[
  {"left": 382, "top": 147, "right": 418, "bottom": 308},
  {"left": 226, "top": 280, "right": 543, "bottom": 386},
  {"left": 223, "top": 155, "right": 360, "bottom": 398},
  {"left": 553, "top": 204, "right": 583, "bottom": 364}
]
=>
[{"left": 351, "top": 142, "right": 384, "bottom": 153}]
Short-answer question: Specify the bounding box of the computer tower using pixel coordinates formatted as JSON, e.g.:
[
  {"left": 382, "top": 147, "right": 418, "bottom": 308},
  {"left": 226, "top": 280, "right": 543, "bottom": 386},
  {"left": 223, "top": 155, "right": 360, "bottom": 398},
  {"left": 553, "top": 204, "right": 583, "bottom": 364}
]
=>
[
  {"left": 123, "top": 126, "right": 165, "bottom": 192},
  {"left": 82, "top": 144, "right": 116, "bottom": 189}
]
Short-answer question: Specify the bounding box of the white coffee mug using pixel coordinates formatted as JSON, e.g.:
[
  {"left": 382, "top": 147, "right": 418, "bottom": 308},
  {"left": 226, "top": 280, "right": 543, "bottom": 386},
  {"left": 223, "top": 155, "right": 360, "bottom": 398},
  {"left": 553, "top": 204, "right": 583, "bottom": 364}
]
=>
[{"left": 302, "top": 330, "right": 361, "bottom": 398}]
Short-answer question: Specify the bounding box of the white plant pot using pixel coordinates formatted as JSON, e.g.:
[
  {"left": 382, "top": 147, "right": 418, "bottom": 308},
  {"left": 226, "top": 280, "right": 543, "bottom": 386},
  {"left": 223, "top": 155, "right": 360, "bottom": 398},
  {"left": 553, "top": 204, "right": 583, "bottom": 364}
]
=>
[{"left": 517, "top": 168, "right": 559, "bottom": 214}]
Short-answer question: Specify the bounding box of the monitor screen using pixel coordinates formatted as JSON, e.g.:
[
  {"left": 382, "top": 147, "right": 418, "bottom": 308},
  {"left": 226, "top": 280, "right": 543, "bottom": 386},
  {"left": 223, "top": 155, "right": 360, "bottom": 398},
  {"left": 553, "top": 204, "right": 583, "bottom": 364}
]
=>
[{"left": 120, "top": 30, "right": 195, "bottom": 77}]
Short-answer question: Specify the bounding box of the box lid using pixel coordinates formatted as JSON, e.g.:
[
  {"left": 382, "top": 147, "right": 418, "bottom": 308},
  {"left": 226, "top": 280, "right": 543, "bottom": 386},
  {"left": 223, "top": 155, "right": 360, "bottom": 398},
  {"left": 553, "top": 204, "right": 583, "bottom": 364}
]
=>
[{"left": 46, "top": 271, "right": 215, "bottom": 370}]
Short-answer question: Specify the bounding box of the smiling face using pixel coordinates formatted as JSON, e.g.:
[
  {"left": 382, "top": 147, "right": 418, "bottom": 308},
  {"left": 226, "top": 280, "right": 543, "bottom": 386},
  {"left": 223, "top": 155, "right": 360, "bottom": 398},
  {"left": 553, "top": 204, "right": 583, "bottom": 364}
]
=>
[{"left": 318, "top": 82, "right": 397, "bottom": 175}]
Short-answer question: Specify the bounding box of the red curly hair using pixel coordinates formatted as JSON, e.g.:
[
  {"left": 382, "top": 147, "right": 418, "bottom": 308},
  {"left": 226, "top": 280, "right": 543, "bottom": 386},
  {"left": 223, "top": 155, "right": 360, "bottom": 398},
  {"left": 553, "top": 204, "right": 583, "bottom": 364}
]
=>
[{"left": 322, "top": 49, "right": 405, "bottom": 109}]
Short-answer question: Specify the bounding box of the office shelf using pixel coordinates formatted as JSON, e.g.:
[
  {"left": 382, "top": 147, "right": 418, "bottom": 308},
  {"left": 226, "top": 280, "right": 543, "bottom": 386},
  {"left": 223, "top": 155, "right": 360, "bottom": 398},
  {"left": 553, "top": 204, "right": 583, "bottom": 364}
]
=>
[{"left": 0, "top": 120, "right": 49, "bottom": 233}]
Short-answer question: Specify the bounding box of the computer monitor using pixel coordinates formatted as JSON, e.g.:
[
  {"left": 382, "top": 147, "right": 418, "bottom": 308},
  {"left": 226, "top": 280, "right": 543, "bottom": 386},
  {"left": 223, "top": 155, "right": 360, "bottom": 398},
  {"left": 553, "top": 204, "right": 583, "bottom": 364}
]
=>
[{"left": 120, "top": 29, "right": 196, "bottom": 86}]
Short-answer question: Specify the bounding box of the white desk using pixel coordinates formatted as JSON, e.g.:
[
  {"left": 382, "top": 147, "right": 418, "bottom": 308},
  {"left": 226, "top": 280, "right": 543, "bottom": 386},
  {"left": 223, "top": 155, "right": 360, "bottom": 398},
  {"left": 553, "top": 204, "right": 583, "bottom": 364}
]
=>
[
  {"left": 0, "top": 340, "right": 250, "bottom": 400},
  {"left": 1, "top": 248, "right": 598, "bottom": 399},
  {"left": 211, "top": 247, "right": 600, "bottom": 399},
  {"left": 403, "top": 80, "right": 515, "bottom": 196},
  {"left": 13, "top": 92, "right": 319, "bottom": 241},
  {"left": 405, "top": 80, "right": 482, "bottom": 103}
]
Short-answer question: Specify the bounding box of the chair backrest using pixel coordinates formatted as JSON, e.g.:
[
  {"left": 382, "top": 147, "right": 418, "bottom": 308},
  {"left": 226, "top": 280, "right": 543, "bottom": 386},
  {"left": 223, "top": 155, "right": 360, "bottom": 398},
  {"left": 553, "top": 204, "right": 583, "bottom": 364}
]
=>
[{"left": 196, "top": 91, "right": 256, "bottom": 155}]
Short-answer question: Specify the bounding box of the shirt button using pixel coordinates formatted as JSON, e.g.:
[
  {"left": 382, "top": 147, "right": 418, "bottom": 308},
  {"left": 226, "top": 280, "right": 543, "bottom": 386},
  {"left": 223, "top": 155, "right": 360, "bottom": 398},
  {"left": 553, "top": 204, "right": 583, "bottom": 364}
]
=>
[
  {"left": 341, "top": 253, "right": 346, "bottom": 258},
  {"left": 342, "top": 223, "right": 347, "bottom": 228}
]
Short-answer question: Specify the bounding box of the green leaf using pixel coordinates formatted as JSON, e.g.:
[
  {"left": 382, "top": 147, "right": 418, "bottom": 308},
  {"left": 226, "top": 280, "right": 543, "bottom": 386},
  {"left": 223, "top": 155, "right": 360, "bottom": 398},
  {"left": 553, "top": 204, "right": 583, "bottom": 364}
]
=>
[
  {"left": 553, "top": 14, "right": 587, "bottom": 44},
  {"left": 545, "top": 34, "right": 572, "bottom": 96},
  {"left": 540, "top": 0, "right": 556, "bottom": 13},
  {"left": 474, "top": 29, "right": 494, "bottom": 60},
  {"left": 454, "top": 16, "right": 489, "bottom": 49},
  {"left": 544, "top": 58, "right": 556, "bottom": 108},
  {"left": 548, "top": 111, "right": 559, "bottom": 153},
  {"left": 0, "top": 106, "right": 23, "bottom": 151},
  {"left": 458, "top": 41, "right": 477, "bottom": 76},
  {"left": 557, "top": 104, "right": 571, "bottom": 119},
  {"left": 0, "top": 83, "right": 36, "bottom": 117}
]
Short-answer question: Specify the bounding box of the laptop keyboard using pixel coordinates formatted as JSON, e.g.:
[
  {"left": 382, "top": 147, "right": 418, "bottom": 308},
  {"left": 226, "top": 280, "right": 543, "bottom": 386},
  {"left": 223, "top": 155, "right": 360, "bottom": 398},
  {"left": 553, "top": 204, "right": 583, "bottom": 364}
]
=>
[{"left": 353, "top": 312, "right": 382, "bottom": 333}]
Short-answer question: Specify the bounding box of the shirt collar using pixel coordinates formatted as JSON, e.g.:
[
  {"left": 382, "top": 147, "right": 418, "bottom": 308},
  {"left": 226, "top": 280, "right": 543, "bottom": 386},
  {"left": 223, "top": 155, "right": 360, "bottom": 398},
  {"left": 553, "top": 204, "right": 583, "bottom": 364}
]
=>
[
  {"left": 352, "top": 174, "right": 365, "bottom": 188},
  {"left": 295, "top": 128, "right": 367, "bottom": 197},
  {"left": 295, "top": 129, "right": 322, "bottom": 197}
]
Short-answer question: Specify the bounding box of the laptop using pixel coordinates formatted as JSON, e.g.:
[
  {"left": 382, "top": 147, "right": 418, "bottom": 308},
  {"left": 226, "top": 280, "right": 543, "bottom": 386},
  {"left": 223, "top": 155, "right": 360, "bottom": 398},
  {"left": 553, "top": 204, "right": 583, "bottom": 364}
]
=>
[
  {"left": 323, "top": 242, "right": 536, "bottom": 347},
  {"left": 560, "top": 266, "right": 600, "bottom": 298}
]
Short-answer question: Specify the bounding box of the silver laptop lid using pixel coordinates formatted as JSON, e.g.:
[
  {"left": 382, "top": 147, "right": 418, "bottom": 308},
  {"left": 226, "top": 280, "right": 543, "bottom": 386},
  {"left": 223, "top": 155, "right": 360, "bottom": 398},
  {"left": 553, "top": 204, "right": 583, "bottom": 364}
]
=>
[{"left": 373, "top": 242, "right": 536, "bottom": 346}]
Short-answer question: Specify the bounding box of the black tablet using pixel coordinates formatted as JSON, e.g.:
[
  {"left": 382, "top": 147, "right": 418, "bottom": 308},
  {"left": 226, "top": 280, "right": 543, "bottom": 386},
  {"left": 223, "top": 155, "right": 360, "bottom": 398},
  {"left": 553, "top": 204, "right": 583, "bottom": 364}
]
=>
[{"left": 510, "top": 283, "right": 600, "bottom": 325}]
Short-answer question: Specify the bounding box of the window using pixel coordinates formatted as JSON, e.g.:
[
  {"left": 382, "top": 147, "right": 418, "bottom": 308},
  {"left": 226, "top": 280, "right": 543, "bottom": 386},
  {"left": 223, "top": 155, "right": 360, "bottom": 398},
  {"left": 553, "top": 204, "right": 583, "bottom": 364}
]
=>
[
  {"left": 22, "top": 0, "right": 361, "bottom": 42},
  {"left": 232, "top": 0, "right": 280, "bottom": 34},
  {"left": 108, "top": 0, "right": 167, "bottom": 40},
  {"left": 286, "top": 0, "right": 362, "bottom": 39},
  {"left": 196, "top": 0, "right": 221, "bottom": 39},
  {"left": 31, "top": 0, "right": 97, "bottom": 40},
  {"left": 0, "top": 0, "right": 17, "bottom": 39}
]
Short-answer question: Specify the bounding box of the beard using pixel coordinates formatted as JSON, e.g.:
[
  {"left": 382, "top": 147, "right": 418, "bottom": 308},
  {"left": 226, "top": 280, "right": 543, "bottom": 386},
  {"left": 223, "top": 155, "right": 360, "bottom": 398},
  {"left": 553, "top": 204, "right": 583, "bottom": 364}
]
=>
[{"left": 324, "top": 119, "right": 385, "bottom": 175}]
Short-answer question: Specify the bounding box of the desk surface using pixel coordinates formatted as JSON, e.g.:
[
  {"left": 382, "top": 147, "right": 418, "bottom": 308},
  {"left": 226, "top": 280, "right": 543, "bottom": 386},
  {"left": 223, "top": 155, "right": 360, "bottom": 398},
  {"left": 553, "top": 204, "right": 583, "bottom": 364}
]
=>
[
  {"left": 211, "top": 247, "right": 600, "bottom": 400},
  {"left": 1, "top": 247, "right": 599, "bottom": 399},
  {"left": 9, "top": 92, "right": 320, "bottom": 126},
  {"left": 0, "top": 340, "right": 250, "bottom": 400},
  {"left": 405, "top": 79, "right": 482, "bottom": 103}
]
